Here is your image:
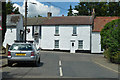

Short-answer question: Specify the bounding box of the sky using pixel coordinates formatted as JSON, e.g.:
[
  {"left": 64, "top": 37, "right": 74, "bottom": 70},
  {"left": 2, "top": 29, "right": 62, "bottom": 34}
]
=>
[
  {"left": 12, "top": 0, "right": 79, "bottom": 17},
  {"left": 11, "top": 0, "right": 119, "bottom": 17}
]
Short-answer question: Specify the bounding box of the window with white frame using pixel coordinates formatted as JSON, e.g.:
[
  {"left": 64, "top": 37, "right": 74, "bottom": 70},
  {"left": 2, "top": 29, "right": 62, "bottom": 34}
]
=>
[
  {"left": 55, "top": 40, "right": 59, "bottom": 48},
  {"left": 78, "top": 40, "right": 83, "bottom": 49},
  {"left": 73, "top": 26, "right": 77, "bottom": 34},
  {"left": 55, "top": 26, "right": 59, "bottom": 34}
]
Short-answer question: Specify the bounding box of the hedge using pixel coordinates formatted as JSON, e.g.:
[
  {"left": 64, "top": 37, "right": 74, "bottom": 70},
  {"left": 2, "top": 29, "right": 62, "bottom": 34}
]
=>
[{"left": 101, "top": 19, "right": 120, "bottom": 63}]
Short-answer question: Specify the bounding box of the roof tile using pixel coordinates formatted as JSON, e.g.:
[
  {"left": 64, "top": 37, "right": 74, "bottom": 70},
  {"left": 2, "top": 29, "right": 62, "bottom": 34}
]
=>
[{"left": 93, "top": 17, "right": 120, "bottom": 32}]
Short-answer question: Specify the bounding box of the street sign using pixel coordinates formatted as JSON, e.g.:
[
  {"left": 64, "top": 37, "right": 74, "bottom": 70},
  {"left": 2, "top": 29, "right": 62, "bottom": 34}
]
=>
[{"left": 0, "top": 26, "right": 2, "bottom": 30}]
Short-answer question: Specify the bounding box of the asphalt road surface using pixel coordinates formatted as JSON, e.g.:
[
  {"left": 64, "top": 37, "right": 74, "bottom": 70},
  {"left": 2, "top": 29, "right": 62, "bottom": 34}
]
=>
[{"left": 2, "top": 51, "right": 118, "bottom": 79}]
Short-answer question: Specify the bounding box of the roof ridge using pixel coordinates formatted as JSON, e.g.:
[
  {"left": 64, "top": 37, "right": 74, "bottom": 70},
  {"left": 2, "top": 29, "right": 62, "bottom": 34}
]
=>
[{"left": 52, "top": 16, "right": 92, "bottom": 18}]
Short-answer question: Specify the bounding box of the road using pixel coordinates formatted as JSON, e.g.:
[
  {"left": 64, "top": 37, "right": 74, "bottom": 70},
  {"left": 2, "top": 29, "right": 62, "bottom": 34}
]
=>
[{"left": 1, "top": 51, "right": 118, "bottom": 79}]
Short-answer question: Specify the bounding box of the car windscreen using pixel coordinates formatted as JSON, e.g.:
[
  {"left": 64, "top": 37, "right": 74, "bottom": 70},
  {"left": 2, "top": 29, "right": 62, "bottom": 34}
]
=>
[{"left": 9, "top": 44, "right": 33, "bottom": 51}]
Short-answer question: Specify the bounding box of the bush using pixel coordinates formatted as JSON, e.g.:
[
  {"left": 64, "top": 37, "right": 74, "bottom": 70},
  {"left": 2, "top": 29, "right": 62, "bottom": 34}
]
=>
[
  {"left": 111, "top": 51, "right": 120, "bottom": 63},
  {"left": 101, "top": 19, "right": 120, "bottom": 64}
]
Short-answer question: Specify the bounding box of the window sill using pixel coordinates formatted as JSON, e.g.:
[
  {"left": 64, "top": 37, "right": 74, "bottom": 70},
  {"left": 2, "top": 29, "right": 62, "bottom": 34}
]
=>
[
  {"left": 72, "top": 34, "right": 77, "bottom": 36},
  {"left": 54, "top": 34, "right": 60, "bottom": 36},
  {"left": 78, "top": 49, "right": 84, "bottom": 50},
  {"left": 54, "top": 48, "right": 60, "bottom": 50}
]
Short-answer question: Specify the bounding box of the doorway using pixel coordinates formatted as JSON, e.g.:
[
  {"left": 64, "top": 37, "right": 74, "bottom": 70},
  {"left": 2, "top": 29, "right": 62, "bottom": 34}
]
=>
[{"left": 70, "top": 40, "right": 75, "bottom": 53}]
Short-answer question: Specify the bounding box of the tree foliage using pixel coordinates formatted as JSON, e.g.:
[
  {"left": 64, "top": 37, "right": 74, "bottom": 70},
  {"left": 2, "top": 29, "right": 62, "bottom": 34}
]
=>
[
  {"left": 67, "top": 5, "right": 73, "bottom": 16},
  {"left": 6, "top": 1, "right": 20, "bottom": 14},
  {"left": 68, "top": 2, "right": 120, "bottom": 16}
]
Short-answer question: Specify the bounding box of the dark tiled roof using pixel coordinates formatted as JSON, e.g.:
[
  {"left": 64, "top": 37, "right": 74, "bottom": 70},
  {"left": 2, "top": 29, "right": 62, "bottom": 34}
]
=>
[
  {"left": 23, "top": 17, "right": 48, "bottom": 26},
  {"left": 41, "top": 16, "right": 93, "bottom": 25},
  {"left": 93, "top": 17, "right": 120, "bottom": 32}
]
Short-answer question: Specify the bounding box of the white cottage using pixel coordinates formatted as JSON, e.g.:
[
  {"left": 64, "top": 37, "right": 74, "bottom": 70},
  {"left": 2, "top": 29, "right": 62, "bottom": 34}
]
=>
[
  {"left": 3, "top": 14, "right": 24, "bottom": 47},
  {"left": 25, "top": 12, "right": 119, "bottom": 53},
  {"left": 40, "top": 16, "right": 93, "bottom": 53}
]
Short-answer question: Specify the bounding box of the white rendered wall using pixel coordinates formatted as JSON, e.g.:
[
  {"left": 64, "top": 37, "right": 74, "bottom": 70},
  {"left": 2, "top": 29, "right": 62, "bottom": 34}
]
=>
[
  {"left": 41, "top": 25, "right": 91, "bottom": 50},
  {"left": 26, "top": 26, "right": 41, "bottom": 49},
  {"left": 92, "top": 32, "right": 103, "bottom": 53},
  {"left": 3, "top": 28, "right": 16, "bottom": 47}
]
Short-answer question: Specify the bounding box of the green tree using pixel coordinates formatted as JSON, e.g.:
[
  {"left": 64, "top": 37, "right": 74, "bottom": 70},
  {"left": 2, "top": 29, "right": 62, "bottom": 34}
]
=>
[
  {"left": 67, "top": 5, "right": 73, "bottom": 16},
  {"left": 6, "top": 1, "right": 20, "bottom": 14},
  {"left": 74, "top": 2, "right": 108, "bottom": 16},
  {"left": 74, "top": 2, "right": 90, "bottom": 16},
  {"left": 38, "top": 15, "right": 42, "bottom": 17},
  {"left": 108, "top": 2, "right": 120, "bottom": 16},
  {"left": 68, "top": 2, "right": 120, "bottom": 16}
]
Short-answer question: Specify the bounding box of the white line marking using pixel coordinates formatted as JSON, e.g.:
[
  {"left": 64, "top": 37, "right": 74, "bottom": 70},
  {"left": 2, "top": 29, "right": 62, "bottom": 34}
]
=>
[
  {"left": 59, "top": 67, "right": 63, "bottom": 77},
  {"left": 59, "top": 60, "right": 62, "bottom": 66},
  {"left": 94, "top": 61, "right": 120, "bottom": 73}
]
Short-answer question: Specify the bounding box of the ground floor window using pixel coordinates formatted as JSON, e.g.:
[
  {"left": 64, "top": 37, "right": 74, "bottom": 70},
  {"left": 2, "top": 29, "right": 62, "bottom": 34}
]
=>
[
  {"left": 55, "top": 40, "right": 59, "bottom": 48},
  {"left": 78, "top": 40, "right": 83, "bottom": 49}
]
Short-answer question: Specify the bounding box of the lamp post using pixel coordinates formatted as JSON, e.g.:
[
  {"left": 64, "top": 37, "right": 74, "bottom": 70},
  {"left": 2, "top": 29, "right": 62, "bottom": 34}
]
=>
[{"left": 24, "top": 0, "right": 27, "bottom": 43}]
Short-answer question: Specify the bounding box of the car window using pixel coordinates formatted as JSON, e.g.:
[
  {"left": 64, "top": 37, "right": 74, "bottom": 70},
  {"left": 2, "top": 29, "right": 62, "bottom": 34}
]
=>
[{"left": 9, "top": 44, "right": 33, "bottom": 51}]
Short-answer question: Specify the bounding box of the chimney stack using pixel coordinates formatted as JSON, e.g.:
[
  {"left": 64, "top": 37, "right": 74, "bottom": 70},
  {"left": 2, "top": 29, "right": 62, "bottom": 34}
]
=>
[{"left": 47, "top": 12, "right": 52, "bottom": 18}]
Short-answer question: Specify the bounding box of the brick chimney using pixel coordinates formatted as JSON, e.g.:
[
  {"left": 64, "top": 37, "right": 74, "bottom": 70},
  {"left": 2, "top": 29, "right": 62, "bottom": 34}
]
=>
[{"left": 47, "top": 12, "right": 52, "bottom": 18}]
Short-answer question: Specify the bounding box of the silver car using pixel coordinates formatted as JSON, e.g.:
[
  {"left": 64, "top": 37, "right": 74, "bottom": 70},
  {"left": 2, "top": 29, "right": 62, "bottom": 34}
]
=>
[{"left": 8, "top": 42, "right": 40, "bottom": 67}]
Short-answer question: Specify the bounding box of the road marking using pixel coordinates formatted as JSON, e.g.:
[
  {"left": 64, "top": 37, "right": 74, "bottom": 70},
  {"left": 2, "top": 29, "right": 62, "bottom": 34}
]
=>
[
  {"left": 59, "top": 67, "right": 63, "bottom": 77},
  {"left": 94, "top": 61, "right": 120, "bottom": 73},
  {"left": 59, "top": 60, "right": 62, "bottom": 66}
]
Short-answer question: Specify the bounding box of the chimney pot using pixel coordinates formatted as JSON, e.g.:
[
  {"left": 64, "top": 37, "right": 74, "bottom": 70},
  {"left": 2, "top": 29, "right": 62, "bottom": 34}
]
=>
[
  {"left": 47, "top": 12, "right": 52, "bottom": 18},
  {"left": 92, "top": 8, "right": 95, "bottom": 19}
]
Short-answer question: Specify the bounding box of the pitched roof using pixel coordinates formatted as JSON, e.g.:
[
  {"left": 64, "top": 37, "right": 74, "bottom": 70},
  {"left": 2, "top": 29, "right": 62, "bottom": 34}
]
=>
[
  {"left": 6, "top": 14, "right": 22, "bottom": 27},
  {"left": 24, "top": 17, "right": 48, "bottom": 26},
  {"left": 93, "top": 17, "right": 120, "bottom": 32},
  {"left": 41, "top": 16, "right": 93, "bottom": 25}
]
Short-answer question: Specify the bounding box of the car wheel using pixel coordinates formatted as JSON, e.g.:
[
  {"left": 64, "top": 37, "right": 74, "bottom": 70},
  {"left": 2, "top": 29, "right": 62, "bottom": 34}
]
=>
[
  {"left": 8, "top": 60, "right": 12, "bottom": 67},
  {"left": 34, "top": 61, "right": 38, "bottom": 67}
]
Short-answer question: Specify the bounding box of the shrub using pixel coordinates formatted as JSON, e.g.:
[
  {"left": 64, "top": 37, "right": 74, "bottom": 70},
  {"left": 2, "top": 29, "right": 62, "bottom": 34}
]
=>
[
  {"left": 111, "top": 51, "right": 120, "bottom": 63},
  {"left": 101, "top": 19, "right": 120, "bottom": 63}
]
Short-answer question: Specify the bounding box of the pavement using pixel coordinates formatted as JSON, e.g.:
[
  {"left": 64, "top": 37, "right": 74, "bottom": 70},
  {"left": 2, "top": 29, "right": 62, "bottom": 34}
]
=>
[
  {"left": 0, "top": 51, "right": 119, "bottom": 73},
  {"left": 0, "top": 53, "right": 7, "bottom": 67},
  {"left": 92, "top": 54, "right": 119, "bottom": 73}
]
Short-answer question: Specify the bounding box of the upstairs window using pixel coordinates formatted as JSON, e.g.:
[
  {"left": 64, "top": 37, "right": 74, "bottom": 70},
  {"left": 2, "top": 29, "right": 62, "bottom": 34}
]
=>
[
  {"left": 73, "top": 26, "right": 77, "bottom": 35},
  {"left": 55, "top": 26, "right": 59, "bottom": 35}
]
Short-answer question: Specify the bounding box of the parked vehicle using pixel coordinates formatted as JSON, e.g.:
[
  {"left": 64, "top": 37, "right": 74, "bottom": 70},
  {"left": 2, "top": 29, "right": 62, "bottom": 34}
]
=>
[{"left": 8, "top": 42, "right": 40, "bottom": 67}]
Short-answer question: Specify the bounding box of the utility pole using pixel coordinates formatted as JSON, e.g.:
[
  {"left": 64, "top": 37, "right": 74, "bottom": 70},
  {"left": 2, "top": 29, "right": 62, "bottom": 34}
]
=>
[{"left": 25, "top": 0, "right": 27, "bottom": 42}]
